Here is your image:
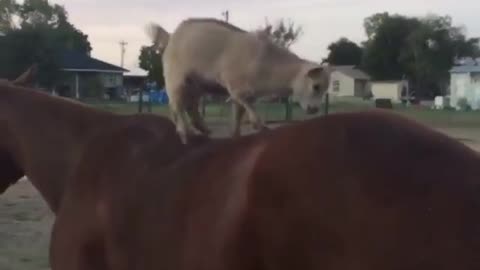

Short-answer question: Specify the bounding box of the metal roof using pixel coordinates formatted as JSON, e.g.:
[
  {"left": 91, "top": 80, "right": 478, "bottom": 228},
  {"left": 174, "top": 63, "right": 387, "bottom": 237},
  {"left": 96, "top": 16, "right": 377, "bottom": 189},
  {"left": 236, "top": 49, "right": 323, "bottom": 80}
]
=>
[
  {"left": 332, "top": 65, "right": 371, "bottom": 80},
  {"left": 59, "top": 50, "right": 129, "bottom": 73},
  {"left": 125, "top": 67, "right": 148, "bottom": 77},
  {"left": 450, "top": 65, "right": 480, "bottom": 73}
]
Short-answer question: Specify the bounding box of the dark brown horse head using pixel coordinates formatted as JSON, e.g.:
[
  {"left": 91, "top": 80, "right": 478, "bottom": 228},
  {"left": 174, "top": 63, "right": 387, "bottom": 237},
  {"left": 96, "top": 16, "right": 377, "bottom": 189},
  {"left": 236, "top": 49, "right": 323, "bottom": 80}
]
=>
[
  {"left": 0, "top": 82, "right": 202, "bottom": 214},
  {"left": 0, "top": 83, "right": 117, "bottom": 212}
]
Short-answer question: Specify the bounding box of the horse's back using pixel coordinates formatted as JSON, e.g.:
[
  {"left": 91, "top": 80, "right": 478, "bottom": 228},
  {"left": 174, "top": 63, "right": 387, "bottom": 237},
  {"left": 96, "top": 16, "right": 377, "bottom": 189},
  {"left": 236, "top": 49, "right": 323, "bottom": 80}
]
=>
[
  {"left": 51, "top": 116, "right": 192, "bottom": 269},
  {"left": 53, "top": 110, "right": 480, "bottom": 270},
  {"left": 244, "top": 110, "right": 480, "bottom": 269},
  {"left": 137, "top": 110, "right": 480, "bottom": 269}
]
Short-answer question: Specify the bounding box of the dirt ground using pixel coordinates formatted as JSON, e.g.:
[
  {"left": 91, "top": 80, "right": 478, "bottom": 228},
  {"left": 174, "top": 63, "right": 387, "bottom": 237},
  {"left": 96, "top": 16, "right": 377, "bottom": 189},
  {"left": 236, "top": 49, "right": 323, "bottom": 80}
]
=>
[
  {"left": 0, "top": 179, "right": 52, "bottom": 270},
  {"left": 0, "top": 125, "right": 479, "bottom": 270}
]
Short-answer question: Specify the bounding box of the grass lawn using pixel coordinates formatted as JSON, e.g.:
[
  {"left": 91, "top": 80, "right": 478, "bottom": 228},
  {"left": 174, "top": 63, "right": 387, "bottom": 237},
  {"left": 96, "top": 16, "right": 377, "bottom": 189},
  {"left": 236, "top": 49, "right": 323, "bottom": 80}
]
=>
[{"left": 85, "top": 97, "right": 480, "bottom": 129}]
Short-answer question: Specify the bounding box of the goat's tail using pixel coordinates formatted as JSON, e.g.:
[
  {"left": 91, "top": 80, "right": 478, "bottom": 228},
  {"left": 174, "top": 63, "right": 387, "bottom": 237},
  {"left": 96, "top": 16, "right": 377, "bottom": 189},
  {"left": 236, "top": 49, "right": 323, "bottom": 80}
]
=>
[{"left": 145, "top": 23, "right": 171, "bottom": 52}]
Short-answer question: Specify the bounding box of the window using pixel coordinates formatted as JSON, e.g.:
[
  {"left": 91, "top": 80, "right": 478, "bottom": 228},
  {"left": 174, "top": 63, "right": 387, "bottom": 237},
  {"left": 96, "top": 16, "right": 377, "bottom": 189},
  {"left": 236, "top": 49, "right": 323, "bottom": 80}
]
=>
[
  {"left": 109, "top": 74, "right": 116, "bottom": 85},
  {"left": 333, "top": 80, "right": 340, "bottom": 92}
]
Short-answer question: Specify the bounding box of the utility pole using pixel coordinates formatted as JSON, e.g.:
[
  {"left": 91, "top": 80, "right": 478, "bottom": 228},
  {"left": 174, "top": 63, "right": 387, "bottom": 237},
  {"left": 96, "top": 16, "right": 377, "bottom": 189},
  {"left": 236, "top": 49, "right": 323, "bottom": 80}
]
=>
[
  {"left": 221, "top": 10, "right": 229, "bottom": 22},
  {"left": 119, "top": 40, "right": 128, "bottom": 68}
]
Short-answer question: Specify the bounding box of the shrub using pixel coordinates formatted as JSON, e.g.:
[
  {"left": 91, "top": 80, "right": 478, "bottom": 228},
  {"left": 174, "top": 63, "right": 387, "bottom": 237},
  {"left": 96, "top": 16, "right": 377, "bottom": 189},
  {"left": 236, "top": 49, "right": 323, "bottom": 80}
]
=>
[{"left": 457, "top": 98, "right": 471, "bottom": 111}]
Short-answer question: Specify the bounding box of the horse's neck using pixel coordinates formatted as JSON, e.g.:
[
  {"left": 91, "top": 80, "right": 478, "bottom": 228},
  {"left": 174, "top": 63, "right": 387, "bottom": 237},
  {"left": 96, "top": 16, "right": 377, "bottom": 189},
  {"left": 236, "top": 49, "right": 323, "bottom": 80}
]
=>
[
  {"left": 19, "top": 127, "right": 80, "bottom": 212},
  {"left": 1, "top": 89, "right": 114, "bottom": 212}
]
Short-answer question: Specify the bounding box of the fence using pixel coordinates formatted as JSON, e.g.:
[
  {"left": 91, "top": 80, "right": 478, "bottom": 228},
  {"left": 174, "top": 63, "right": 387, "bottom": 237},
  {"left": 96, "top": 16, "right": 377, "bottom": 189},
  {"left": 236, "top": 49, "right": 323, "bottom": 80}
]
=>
[{"left": 136, "top": 88, "right": 333, "bottom": 125}]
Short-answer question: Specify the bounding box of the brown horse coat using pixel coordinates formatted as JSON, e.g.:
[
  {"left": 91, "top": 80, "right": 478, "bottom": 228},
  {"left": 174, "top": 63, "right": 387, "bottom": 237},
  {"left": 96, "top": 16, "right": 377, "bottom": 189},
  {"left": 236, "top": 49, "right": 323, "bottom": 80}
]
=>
[
  {"left": 0, "top": 83, "right": 205, "bottom": 213},
  {"left": 50, "top": 110, "right": 480, "bottom": 270}
]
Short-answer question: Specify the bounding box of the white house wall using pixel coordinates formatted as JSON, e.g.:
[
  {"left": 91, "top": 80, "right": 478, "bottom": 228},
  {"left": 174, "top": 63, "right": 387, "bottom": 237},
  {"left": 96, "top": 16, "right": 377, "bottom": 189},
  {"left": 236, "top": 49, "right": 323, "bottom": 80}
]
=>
[
  {"left": 371, "top": 83, "right": 401, "bottom": 102},
  {"left": 450, "top": 73, "right": 480, "bottom": 110},
  {"left": 471, "top": 73, "right": 480, "bottom": 110},
  {"left": 328, "top": 71, "right": 355, "bottom": 97}
]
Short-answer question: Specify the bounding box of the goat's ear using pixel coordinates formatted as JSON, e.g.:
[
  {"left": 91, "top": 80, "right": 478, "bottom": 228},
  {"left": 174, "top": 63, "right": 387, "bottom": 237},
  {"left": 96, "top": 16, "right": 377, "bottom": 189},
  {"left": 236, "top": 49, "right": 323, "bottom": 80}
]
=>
[
  {"left": 323, "top": 65, "right": 333, "bottom": 75},
  {"left": 307, "top": 66, "right": 324, "bottom": 79}
]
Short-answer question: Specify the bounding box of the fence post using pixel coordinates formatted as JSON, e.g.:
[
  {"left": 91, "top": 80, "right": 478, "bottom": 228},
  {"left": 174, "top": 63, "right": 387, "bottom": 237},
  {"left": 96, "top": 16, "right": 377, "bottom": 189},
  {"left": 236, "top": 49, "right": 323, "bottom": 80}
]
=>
[
  {"left": 138, "top": 87, "right": 144, "bottom": 113},
  {"left": 147, "top": 91, "right": 152, "bottom": 113},
  {"left": 284, "top": 97, "right": 292, "bottom": 121},
  {"left": 201, "top": 96, "right": 206, "bottom": 117},
  {"left": 230, "top": 100, "right": 236, "bottom": 133},
  {"left": 324, "top": 93, "right": 329, "bottom": 116}
]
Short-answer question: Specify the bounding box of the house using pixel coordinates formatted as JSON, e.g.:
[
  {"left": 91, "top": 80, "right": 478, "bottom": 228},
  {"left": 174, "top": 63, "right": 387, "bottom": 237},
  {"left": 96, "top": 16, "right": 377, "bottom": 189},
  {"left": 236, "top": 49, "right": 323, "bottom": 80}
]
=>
[
  {"left": 123, "top": 68, "right": 148, "bottom": 95},
  {"left": 55, "top": 50, "right": 129, "bottom": 99},
  {"left": 370, "top": 80, "right": 409, "bottom": 103},
  {"left": 449, "top": 64, "right": 480, "bottom": 110},
  {"left": 328, "top": 65, "right": 371, "bottom": 98}
]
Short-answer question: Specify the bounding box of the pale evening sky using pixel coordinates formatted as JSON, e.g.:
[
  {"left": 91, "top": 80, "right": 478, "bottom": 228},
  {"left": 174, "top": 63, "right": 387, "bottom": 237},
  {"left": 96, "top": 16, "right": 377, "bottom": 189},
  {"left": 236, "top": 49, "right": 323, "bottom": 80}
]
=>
[{"left": 43, "top": 0, "right": 480, "bottom": 75}]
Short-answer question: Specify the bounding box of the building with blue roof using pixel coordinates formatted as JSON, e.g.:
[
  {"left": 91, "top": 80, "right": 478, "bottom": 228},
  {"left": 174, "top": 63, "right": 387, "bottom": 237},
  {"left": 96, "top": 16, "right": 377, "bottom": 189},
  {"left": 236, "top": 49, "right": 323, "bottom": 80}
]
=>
[{"left": 56, "top": 50, "right": 129, "bottom": 99}]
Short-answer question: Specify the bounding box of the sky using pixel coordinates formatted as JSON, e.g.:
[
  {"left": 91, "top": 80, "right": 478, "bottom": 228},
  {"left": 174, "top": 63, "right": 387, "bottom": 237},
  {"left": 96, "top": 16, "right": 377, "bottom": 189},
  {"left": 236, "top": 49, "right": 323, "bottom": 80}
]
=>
[{"left": 46, "top": 0, "right": 480, "bottom": 75}]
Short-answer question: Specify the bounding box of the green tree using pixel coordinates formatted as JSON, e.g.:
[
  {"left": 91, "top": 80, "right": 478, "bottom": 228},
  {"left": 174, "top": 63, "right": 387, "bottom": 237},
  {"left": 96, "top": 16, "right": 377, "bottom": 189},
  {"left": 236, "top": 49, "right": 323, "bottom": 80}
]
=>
[
  {"left": 0, "top": 0, "right": 18, "bottom": 32},
  {"left": 139, "top": 45, "right": 164, "bottom": 88},
  {"left": 0, "top": 0, "right": 91, "bottom": 87},
  {"left": 1, "top": 27, "right": 60, "bottom": 85},
  {"left": 362, "top": 14, "right": 421, "bottom": 80},
  {"left": 18, "top": 0, "right": 57, "bottom": 28},
  {"left": 54, "top": 19, "right": 91, "bottom": 53},
  {"left": 363, "top": 12, "right": 389, "bottom": 41},
  {"left": 402, "top": 15, "right": 456, "bottom": 96},
  {"left": 324, "top": 37, "right": 363, "bottom": 66},
  {"left": 447, "top": 24, "right": 480, "bottom": 59},
  {"left": 18, "top": 0, "right": 90, "bottom": 53},
  {"left": 362, "top": 12, "right": 480, "bottom": 98}
]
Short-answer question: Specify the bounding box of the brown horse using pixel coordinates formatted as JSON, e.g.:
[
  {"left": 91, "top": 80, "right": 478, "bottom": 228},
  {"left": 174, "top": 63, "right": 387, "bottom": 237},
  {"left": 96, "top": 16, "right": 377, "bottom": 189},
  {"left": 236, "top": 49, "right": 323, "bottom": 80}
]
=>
[
  {"left": 0, "top": 83, "right": 206, "bottom": 213},
  {"left": 50, "top": 110, "right": 480, "bottom": 270}
]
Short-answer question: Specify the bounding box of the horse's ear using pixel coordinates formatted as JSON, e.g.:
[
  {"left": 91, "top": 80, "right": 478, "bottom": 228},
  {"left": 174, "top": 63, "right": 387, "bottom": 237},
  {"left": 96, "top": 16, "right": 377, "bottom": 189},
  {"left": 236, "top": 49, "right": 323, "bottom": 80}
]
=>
[{"left": 322, "top": 64, "right": 333, "bottom": 76}]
